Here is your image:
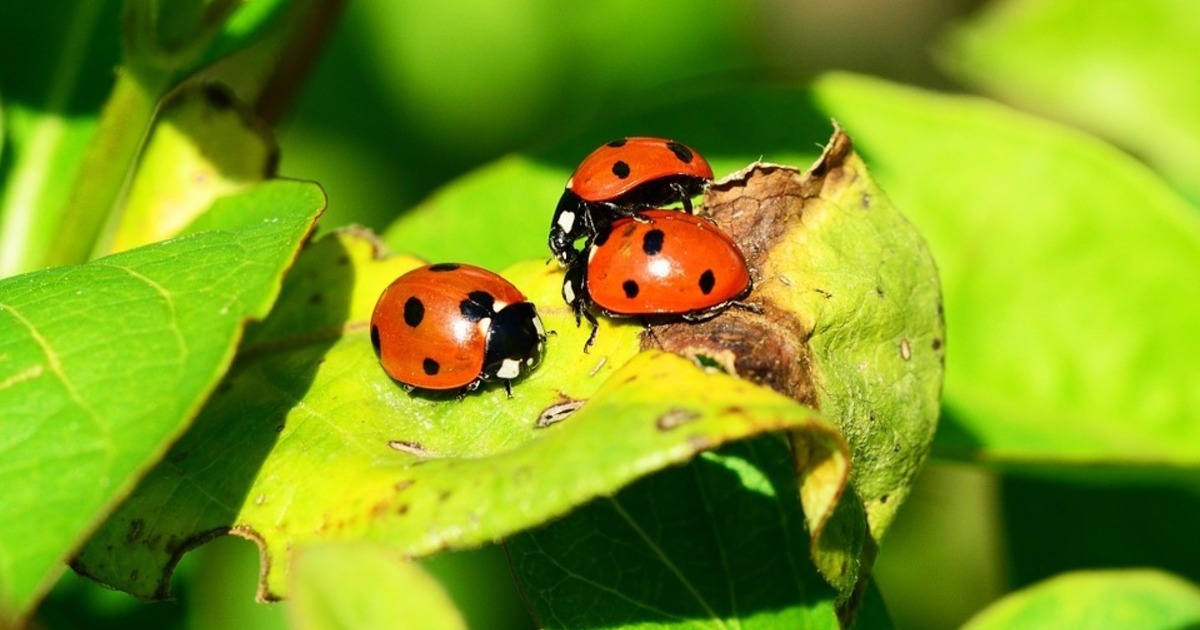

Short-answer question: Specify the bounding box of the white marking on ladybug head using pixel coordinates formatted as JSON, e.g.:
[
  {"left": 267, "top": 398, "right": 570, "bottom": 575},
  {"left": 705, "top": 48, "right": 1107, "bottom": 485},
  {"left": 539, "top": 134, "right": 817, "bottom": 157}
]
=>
[
  {"left": 562, "top": 280, "right": 576, "bottom": 305},
  {"left": 532, "top": 315, "right": 545, "bottom": 337},
  {"left": 497, "top": 358, "right": 522, "bottom": 379},
  {"left": 557, "top": 210, "right": 576, "bottom": 234}
]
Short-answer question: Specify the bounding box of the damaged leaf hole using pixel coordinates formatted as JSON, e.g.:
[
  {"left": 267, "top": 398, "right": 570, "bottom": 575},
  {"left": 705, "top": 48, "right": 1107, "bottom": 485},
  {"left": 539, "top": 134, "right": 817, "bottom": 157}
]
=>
[{"left": 692, "top": 352, "right": 730, "bottom": 374}]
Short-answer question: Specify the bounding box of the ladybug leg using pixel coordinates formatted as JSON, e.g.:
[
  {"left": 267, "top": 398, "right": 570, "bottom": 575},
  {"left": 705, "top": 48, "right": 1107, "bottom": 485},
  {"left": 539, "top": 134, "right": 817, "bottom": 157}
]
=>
[
  {"left": 503, "top": 379, "right": 514, "bottom": 399},
  {"left": 670, "top": 181, "right": 695, "bottom": 214},
  {"left": 581, "top": 308, "right": 600, "bottom": 353},
  {"left": 456, "top": 378, "right": 483, "bottom": 400}
]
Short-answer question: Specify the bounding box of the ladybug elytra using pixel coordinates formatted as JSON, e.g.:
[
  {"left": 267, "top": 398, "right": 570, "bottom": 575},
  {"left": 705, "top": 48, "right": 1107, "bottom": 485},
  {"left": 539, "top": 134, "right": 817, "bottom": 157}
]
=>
[{"left": 562, "top": 209, "right": 752, "bottom": 349}]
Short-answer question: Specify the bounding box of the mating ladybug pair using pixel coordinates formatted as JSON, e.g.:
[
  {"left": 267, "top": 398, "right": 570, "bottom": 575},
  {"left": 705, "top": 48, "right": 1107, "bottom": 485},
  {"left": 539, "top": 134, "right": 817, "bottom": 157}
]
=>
[
  {"left": 371, "top": 137, "right": 752, "bottom": 396},
  {"left": 550, "top": 137, "right": 751, "bottom": 349}
]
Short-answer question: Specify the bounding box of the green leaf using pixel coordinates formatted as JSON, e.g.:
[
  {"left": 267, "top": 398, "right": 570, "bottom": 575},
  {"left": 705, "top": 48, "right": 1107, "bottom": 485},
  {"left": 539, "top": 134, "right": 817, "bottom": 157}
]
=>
[
  {"left": 383, "top": 155, "right": 564, "bottom": 269},
  {"left": 0, "top": 179, "right": 323, "bottom": 623},
  {"left": 962, "top": 570, "right": 1200, "bottom": 630},
  {"left": 289, "top": 542, "right": 466, "bottom": 630},
  {"left": 941, "top": 0, "right": 1200, "bottom": 201},
  {"left": 0, "top": 1, "right": 121, "bottom": 276},
  {"left": 812, "top": 73, "right": 1200, "bottom": 471},
  {"left": 108, "top": 84, "right": 276, "bottom": 253},
  {"left": 73, "top": 229, "right": 849, "bottom": 603},
  {"left": 508, "top": 437, "right": 840, "bottom": 629}
]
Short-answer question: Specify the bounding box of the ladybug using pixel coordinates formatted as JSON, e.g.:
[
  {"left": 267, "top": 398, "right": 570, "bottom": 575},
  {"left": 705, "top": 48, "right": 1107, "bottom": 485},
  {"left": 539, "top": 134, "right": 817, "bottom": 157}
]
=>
[
  {"left": 549, "top": 137, "right": 714, "bottom": 266},
  {"left": 562, "top": 209, "right": 752, "bottom": 349},
  {"left": 371, "top": 263, "right": 546, "bottom": 397}
]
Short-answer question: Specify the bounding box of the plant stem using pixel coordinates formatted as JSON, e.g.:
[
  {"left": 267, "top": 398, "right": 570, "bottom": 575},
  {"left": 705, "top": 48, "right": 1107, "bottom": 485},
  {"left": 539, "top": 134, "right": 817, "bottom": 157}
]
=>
[{"left": 44, "top": 66, "right": 171, "bottom": 268}]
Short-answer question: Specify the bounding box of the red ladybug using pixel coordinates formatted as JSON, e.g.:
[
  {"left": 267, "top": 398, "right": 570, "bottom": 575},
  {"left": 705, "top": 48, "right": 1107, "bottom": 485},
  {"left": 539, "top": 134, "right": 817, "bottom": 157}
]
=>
[
  {"left": 371, "top": 263, "right": 546, "bottom": 396},
  {"left": 549, "top": 137, "right": 713, "bottom": 266},
  {"left": 562, "top": 209, "right": 752, "bottom": 349}
]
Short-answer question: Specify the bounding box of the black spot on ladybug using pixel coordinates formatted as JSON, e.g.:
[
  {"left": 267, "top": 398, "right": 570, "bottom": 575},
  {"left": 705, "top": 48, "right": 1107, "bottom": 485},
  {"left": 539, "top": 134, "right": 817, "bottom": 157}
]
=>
[
  {"left": 423, "top": 358, "right": 440, "bottom": 375},
  {"left": 606, "top": 138, "right": 627, "bottom": 148},
  {"left": 460, "top": 291, "right": 496, "bottom": 321},
  {"left": 612, "top": 160, "right": 631, "bottom": 179},
  {"left": 698, "top": 270, "right": 716, "bottom": 295},
  {"left": 642, "top": 229, "right": 665, "bottom": 255},
  {"left": 370, "top": 325, "right": 382, "bottom": 355},
  {"left": 666, "top": 141, "right": 693, "bottom": 163},
  {"left": 403, "top": 297, "right": 424, "bottom": 327},
  {"left": 429, "top": 263, "right": 460, "bottom": 272},
  {"left": 622, "top": 280, "right": 640, "bottom": 298}
]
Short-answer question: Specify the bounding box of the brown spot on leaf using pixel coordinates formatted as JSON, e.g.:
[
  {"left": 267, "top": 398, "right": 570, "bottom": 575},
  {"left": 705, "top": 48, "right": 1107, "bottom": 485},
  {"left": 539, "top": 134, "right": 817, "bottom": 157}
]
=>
[
  {"left": 646, "top": 303, "right": 817, "bottom": 408},
  {"left": 656, "top": 408, "right": 700, "bottom": 431},
  {"left": 395, "top": 479, "right": 415, "bottom": 492},
  {"left": 126, "top": 519, "right": 144, "bottom": 543}
]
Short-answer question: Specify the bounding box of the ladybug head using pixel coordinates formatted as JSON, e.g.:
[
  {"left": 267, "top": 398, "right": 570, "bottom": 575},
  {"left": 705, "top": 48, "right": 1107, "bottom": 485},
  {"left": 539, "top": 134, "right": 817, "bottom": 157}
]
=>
[{"left": 481, "top": 302, "right": 545, "bottom": 383}]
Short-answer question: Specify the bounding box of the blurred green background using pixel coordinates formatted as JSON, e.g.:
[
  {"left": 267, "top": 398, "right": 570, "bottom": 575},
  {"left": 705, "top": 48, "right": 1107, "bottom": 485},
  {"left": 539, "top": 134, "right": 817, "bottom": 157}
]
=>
[{"left": 20, "top": 0, "right": 1199, "bottom": 628}]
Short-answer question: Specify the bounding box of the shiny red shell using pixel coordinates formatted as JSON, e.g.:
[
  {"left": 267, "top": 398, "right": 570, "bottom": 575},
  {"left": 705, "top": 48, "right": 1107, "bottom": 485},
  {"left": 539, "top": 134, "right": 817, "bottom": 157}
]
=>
[
  {"left": 566, "top": 137, "right": 714, "bottom": 203},
  {"left": 370, "top": 263, "right": 529, "bottom": 390},
  {"left": 584, "top": 210, "right": 750, "bottom": 316}
]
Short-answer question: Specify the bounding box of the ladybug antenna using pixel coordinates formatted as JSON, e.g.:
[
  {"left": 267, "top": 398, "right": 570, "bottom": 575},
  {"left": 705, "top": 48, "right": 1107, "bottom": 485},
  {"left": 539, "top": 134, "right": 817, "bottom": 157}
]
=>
[{"left": 639, "top": 317, "right": 665, "bottom": 350}]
